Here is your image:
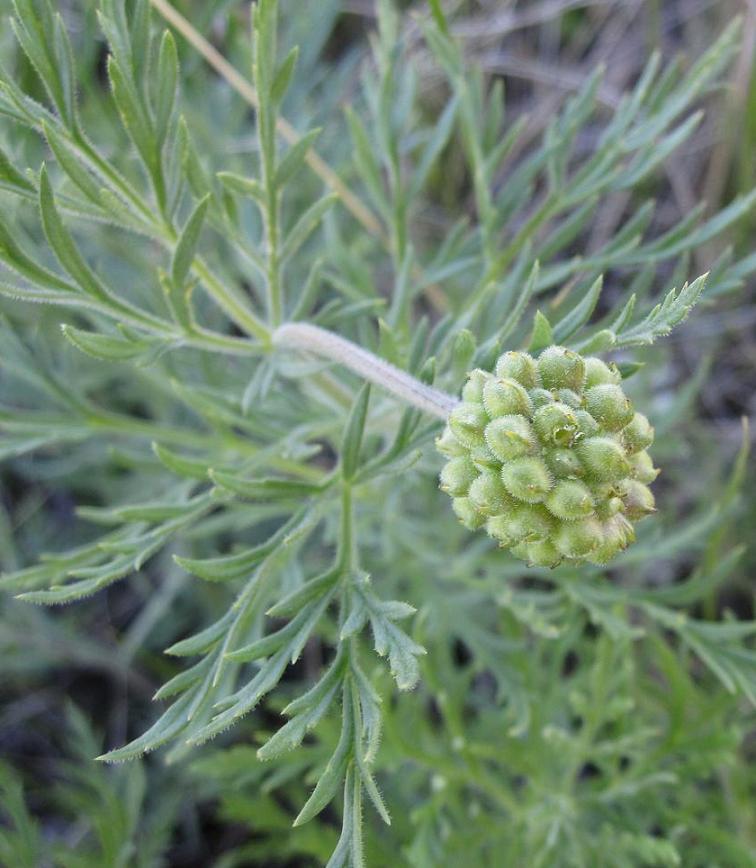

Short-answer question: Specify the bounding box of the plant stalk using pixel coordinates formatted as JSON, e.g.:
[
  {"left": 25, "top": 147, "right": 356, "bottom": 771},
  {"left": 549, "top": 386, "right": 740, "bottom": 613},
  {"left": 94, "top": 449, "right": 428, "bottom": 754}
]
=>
[{"left": 273, "top": 323, "right": 459, "bottom": 419}]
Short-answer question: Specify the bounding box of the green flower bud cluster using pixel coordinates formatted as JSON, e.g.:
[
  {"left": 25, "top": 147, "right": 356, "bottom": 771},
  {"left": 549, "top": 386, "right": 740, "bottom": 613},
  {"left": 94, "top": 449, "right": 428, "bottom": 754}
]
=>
[{"left": 437, "top": 347, "right": 658, "bottom": 567}]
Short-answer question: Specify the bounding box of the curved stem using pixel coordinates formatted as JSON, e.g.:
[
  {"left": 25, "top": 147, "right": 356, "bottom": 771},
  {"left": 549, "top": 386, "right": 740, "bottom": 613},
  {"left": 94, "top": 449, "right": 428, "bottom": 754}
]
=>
[{"left": 273, "top": 323, "right": 459, "bottom": 420}]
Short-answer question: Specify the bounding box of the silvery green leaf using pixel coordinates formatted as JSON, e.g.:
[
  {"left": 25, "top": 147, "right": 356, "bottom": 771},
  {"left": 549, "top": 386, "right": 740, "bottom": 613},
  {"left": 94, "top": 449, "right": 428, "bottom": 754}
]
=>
[
  {"left": 271, "top": 45, "right": 299, "bottom": 105},
  {"left": 38, "top": 167, "right": 108, "bottom": 302},
  {"left": 281, "top": 194, "right": 338, "bottom": 263},
  {"left": 293, "top": 684, "right": 353, "bottom": 826},
  {"left": 273, "top": 128, "right": 322, "bottom": 189},
  {"left": 171, "top": 195, "right": 209, "bottom": 289},
  {"left": 61, "top": 325, "right": 158, "bottom": 362},
  {"left": 528, "top": 309, "right": 554, "bottom": 352},
  {"left": 155, "top": 30, "right": 179, "bottom": 145},
  {"left": 97, "top": 693, "right": 194, "bottom": 763},
  {"left": 341, "top": 384, "right": 370, "bottom": 481},
  {"left": 553, "top": 275, "right": 603, "bottom": 342}
]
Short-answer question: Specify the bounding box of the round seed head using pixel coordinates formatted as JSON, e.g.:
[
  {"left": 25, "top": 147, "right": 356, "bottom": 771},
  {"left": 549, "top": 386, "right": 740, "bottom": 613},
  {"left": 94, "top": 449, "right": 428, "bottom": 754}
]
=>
[
  {"left": 584, "top": 384, "right": 634, "bottom": 431},
  {"left": 468, "top": 470, "right": 514, "bottom": 516},
  {"left": 437, "top": 344, "right": 658, "bottom": 566},
  {"left": 501, "top": 456, "right": 553, "bottom": 503},
  {"left": 554, "top": 516, "right": 603, "bottom": 558},
  {"left": 537, "top": 346, "right": 586, "bottom": 391},
  {"left": 439, "top": 456, "right": 478, "bottom": 497},
  {"left": 449, "top": 402, "right": 489, "bottom": 449},
  {"left": 577, "top": 436, "right": 630, "bottom": 483},
  {"left": 545, "top": 479, "right": 595, "bottom": 520},
  {"left": 622, "top": 412, "right": 654, "bottom": 454},
  {"left": 462, "top": 368, "right": 490, "bottom": 403},
  {"left": 485, "top": 415, "right": 536, "bottom": 462},
  {"left": 584, "top": 357, "right": 621, "bottom": 388},
  {"left": 494, "top": 351, "right": 538, "bottom": 388},
  {"left": 532, "top": 402, "right": 579, "bottom": 447},
  {"left": 482, "top": 377, "right": 533, "bottom": 418}
]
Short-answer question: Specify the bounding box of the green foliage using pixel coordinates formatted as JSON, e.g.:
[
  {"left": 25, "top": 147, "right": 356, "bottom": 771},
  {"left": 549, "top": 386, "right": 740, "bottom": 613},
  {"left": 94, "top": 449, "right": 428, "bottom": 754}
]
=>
[
  {"left": 0, "top": 1, "right": 754, "bottom": 865},
  {"left": 0, "top": 706, "right": 180, "bottom": 868}
]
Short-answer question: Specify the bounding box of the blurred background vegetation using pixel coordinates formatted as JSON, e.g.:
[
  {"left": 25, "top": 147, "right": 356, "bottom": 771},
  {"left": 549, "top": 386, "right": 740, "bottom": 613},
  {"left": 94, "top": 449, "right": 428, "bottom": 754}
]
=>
[{"left": 0, "top": 1, "right": 754, "bottom": 865}]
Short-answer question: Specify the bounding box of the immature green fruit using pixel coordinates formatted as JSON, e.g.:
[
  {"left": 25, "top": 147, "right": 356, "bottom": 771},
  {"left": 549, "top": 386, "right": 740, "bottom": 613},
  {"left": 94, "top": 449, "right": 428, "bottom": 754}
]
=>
[
  {"left": 544, "top": 448, "right": 584, "bottom": 479},
  {"left": 469, "top": 443, "right": 500, "bottom": 471},
  {"left": 449, "top": 402, "right": 488, "bottom": 448},
  {"left": 501, "top": 456, "right": 553, "bottom": 503},
  {"left": 575, "top": 410, "right": 600, "bottom": 438},
  {"left": 462, "top": 369, "right": 490, "bottom": 403},
  {"left": 495, "top": 351, "right": 538, "bottom": 388},
  {"left": 622, "top": 413, "right": 654, "bottom": 454},
  {"left": 555, "top": 388, "right": 582, "bottom": 409},
  {"left": 530, "top": 388, "right": 554, "bottom": 409},
  {"left": 545, "top": 479, "right": 594, "bottom": 520},
  {"left": 468, "top": 470, "right": 514, "bottom": 516},
  {"left": 482, "top": 377, "right": 533, "bottom": 418},
  {"left": 584, "top": 357, "right": 621, "bottom": 388},
  {"left": 499, "top": 503, "right": 554, "bottom": 543},
  {"left": 628, "top": 450, "right": 659, "bottom": 484},
  {"left": 577, "top": 437, "right": 630, "bottom": 483},
  {"left": 485, "top": 415, "right": 537, "bottom": 461},
  {"left": 590, "top": 482, "right": 629, "bottom": 520},
  {"left": 452, "top": 497, "right": 485, "bottom": 529},
  {"left": 512, "top": 539, "right": 562, "bottom": 568},
  {"left": 439, "top": 456, "right": 478, "bottom": 497},
  {"left": 554, "top": 517, "right": 604, "bottom": 558},
  {"left": 588, "top": 515, "right": 634, "bottom": 564},
  {"left": 595, "top": 494, "right": 623, "bottom": 520},
  {"left": 487, "top": 514, "right": 514, "bottom": 546},
  {"left": 438, "top": 346, "right": 657, "bottom": 567},
  {"left": 436, "top": 427, "right": 466, "bottom": 458},
  {"left": 585, "top": 384, "right": 634, "bottom": 431},
  {"left": 619, "top": 479, "right": 656, "bottom": 520},
  {"left": 532, "top": 402, "right": 579, "bottom": 446},
  {"left": 537, "top": 346, "right": 586, "bottom": 391}
]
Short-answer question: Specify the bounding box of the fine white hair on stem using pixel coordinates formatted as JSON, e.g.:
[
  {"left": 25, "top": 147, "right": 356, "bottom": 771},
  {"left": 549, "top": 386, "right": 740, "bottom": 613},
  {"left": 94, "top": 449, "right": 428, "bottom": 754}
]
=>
[{"left": 273, "top": 323, "right": 460, "bottom": 420}]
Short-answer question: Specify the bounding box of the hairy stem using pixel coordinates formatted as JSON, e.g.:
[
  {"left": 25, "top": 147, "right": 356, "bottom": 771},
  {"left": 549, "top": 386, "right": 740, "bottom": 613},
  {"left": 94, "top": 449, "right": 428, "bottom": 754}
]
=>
[
  {"left": 339, "top": 483, "right": 357, "bottom": 571},
  {"left": 273, "top": 323, "right": 459, "bottom": 419}
]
